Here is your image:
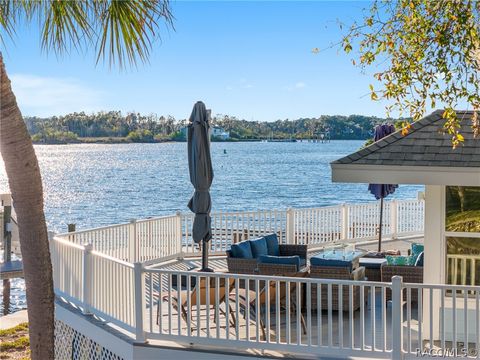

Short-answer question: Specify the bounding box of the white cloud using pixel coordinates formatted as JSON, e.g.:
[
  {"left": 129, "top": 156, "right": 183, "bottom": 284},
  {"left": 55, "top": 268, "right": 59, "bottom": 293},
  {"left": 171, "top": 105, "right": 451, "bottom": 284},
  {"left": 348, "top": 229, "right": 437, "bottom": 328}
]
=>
[
  {"left": 239, "top": 78, "right": 253, "bottom": 89},
  {"left": 9, "top": 74, "right": 106, "bottom": 117},
  {"left": 282, "top": 81, "right": 307, "bottom": 91}
]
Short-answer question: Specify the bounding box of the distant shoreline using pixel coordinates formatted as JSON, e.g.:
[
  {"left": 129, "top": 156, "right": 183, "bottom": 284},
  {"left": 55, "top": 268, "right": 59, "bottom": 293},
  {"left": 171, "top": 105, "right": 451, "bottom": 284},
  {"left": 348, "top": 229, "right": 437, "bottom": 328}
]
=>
[
  {"left": 32, "top": 137, "right": 368, "bottom": 145},
  {"left": 31, "top": 137, "right": 265, "bottom": 145}
]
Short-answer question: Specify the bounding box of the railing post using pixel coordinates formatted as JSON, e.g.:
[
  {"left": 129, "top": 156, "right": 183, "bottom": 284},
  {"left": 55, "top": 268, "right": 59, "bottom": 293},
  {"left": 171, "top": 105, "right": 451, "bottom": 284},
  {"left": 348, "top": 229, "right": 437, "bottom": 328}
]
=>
[
  {"left": 176, "top": 211, "right": 183, "bottom": 258},
  {"left": 129, "top": 219, "right": 137, "bottom": 263},
  {"left": 391, "top": 276, "right": 404, "bottom": 360},
  {"left": 286, "top": 208, "right": 295, "bottom": 244},
  {"left": 133, "top": 262, "right": 146, "bottom": 343},
  {"left": 390, "top": 200, "right": 398, "bottom": 239},
  {"left": 82, "top": 243, "right": 93, "bottom": 315},
  {"left": 341, "top": 203, "right": 349, "bottom": 241}
]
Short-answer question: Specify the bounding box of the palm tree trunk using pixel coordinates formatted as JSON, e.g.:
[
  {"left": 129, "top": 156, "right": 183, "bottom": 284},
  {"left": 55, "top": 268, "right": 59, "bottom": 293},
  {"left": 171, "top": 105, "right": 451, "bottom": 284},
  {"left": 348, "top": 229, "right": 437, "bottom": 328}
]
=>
[{"left": 0, "top": 54, "right": 54, "bottom": 359}]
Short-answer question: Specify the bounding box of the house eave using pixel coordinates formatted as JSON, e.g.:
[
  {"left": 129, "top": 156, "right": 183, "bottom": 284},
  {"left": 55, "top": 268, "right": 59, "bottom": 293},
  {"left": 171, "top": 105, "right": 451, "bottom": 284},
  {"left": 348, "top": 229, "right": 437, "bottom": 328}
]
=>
[{"left": 331, "top": 164, "right": 480, "bottom": 186}]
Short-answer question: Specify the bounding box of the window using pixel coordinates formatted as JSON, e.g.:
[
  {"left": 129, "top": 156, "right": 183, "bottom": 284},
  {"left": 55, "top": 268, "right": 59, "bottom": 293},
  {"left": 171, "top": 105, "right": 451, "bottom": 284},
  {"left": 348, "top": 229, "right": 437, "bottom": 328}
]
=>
[
  {"left": 445, "top": 186, "right": 480, "bottom": 286},
  {"left": 445, "top": 186, "right": 480, "bottom": 233}
]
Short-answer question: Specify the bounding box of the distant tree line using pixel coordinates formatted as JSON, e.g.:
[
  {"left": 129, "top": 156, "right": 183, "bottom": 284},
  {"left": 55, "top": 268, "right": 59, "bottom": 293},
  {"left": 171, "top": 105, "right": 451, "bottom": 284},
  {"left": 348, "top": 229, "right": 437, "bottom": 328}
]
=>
[{"left": 24, "top": 111, "right": 400, "bottom": 143}]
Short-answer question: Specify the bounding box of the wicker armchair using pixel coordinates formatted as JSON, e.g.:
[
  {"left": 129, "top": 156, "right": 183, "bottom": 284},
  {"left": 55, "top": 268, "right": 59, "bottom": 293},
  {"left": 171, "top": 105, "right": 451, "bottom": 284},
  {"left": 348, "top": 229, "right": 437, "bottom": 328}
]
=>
[
  {"left": 226, "top": 244, "right": 307, "bottom": 274},
  {"left": 381, "top": 265, "right": 423, "bottom": 302},
  {"left": 258, "top": 263, "right": 309, "bottom": 276},
  {"left": 309, "top": 265, "right": 366, "bottom": 311}
]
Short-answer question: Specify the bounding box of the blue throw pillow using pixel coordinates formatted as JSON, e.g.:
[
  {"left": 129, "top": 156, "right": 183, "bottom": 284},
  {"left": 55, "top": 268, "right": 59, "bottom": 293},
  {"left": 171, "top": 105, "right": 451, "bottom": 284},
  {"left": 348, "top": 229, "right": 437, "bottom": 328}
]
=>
[
  {"left": 415, "top": 251, "right": 424, "bottom": 267},
  {"left": 259, "top": 255, "right": 301, "bottom": 271},
  {"left": 264, "top": 233, "right": 280, "bottom": 256},
  {"left": 250, "top": 237, "right": 269, "bottom": 258},
  {"left": 230, "top": 241, "right": 253, "bottom": 259}
]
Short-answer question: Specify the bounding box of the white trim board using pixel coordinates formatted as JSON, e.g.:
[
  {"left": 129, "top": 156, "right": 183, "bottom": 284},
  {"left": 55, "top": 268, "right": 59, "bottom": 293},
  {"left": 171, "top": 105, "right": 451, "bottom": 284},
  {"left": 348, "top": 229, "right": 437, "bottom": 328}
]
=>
[{"left": 331, "top": 164, "right": 480, "bottom": 186}]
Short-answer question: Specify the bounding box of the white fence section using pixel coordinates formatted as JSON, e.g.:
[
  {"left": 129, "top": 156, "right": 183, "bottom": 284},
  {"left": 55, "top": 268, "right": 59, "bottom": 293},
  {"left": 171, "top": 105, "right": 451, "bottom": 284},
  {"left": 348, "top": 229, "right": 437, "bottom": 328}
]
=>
[
  {"left": 143, "top": 269, "right": 396, "bottom": 358},
  {"left": 396, "top": 199, "right": 425, "bottom": 236},
  {"left": 136, "top": 215, "right": 182, "bottom": 263},
  {"left": 56, "top": 199, "right": 425, "bottom": 264},
  {"left": 51, "top": 237, "right": 138, "bottom": 333},
  {"left": 182, "top": 209, "right": 288, "bottom": 255},
  {"left": 63, "top": 223, "right": 131, "bottom": 261},
  {"left": 51, "top": 237, "right": 85, "bottom": 304}
]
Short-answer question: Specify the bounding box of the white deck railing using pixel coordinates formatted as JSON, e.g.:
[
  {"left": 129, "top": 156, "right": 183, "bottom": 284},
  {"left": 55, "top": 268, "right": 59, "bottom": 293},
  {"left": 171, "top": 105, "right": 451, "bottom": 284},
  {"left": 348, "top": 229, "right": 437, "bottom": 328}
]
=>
[
  {"left": 50, "top": 238, "right": 480, "bottom": 359},
  {"left": 56, "top": 199, "right": 425, "bottom": 264}
]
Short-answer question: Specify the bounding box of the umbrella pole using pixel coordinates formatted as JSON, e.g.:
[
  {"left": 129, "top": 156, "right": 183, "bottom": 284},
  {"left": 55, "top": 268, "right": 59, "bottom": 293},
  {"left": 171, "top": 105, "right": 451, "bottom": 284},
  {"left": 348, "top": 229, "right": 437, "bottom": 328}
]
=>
[
  {"left": 201, "top": 240, "right": 213, "bottom": 272},
  {"left": 378, "top": 197, "right": 384, "bottom": 252}
]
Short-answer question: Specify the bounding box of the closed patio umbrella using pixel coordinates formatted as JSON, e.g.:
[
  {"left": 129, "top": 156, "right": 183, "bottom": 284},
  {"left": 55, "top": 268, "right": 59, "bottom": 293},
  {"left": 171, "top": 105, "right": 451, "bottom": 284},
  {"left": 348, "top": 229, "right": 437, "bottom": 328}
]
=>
[
  {"left": 187, "top": 101, "right": 214, "bottom": 272},
  {"left": 368, "top": 124, "right": 398, "bottom": 252}
]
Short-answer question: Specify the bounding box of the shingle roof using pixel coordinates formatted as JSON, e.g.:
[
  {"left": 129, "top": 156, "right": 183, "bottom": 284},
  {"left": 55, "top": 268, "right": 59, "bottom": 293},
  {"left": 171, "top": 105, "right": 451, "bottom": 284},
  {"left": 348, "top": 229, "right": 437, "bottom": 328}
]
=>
[{"left": 332, "top": 110, "right": 480, "bottom": 168}]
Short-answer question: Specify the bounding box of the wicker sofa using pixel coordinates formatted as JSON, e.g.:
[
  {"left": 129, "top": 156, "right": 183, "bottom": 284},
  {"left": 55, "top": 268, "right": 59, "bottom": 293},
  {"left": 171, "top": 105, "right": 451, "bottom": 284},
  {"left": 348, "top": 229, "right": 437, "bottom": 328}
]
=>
[
  {"left": 309, "top": 265, "right": 366, "bottom": 311},
  {"left": 381, "top": 243, "right": 424, "bottom": 303},
  {"left": 381, "top": 265, "right": 423, "bottom": 302},
  {"left": 226, "top": 234, "right": 307, "bottom": 274}
]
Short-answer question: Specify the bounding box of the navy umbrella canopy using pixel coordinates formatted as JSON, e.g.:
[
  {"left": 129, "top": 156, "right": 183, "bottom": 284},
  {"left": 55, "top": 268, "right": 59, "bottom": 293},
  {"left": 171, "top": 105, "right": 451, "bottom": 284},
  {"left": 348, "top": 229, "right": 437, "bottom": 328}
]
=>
[
  {"left": 187, "top": 101, "right": 214, "bottom": 271},
  {"left": 367, "top": 124, "right": 398, "bottom": 252}
]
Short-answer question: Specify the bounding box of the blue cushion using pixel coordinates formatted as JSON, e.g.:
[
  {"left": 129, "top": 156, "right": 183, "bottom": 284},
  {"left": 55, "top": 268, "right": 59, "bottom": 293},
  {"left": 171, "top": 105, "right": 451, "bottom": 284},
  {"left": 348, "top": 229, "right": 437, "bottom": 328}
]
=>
[
  {"left": 310, "top": 256, "right": 353, "bottom": 271},
  {"left": 264, "top": 233, "right": 280, "bottom": 256},
  {"left": 415, "top": 251, "right": 424, "bottom": 267},
  {"left": 259, "top": 255, "right": 301, "bottom": 271},
  {"left": 250, "top": 237, "right": 269, "bottom": 258},
  {"left": 230, "top": 241, "right": 253, "bottom": 259}
]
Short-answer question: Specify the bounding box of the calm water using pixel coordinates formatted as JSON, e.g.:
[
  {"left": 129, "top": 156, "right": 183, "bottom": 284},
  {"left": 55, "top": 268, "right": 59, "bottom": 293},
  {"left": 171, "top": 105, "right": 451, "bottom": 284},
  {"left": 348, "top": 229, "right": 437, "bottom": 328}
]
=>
[
  {"left": 1, "top": 141, "right": 423, "bottom": 314},
  {"left": 1, "top": 141, "right": 423, "bottom": 233}
]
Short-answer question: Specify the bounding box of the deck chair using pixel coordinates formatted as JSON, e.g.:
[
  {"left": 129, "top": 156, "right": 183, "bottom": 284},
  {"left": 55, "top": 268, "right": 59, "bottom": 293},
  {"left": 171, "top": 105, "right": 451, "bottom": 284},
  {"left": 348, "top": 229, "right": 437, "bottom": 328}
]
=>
[
  {"left": 158, "top": 276, "right": 236, "bottom": 331},
  {"left": 229, "top": 272, "right": 307, "bottom": 340}
]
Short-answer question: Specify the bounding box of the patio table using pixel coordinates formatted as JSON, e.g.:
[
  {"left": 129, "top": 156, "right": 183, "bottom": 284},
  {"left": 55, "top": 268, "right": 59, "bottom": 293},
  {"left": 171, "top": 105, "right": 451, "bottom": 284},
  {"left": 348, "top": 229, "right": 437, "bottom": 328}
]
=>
[
  {"left": 310, "top": 250, "right": 364, "bottom": 270},
  {"left": 359, "top": 257, "right": 387, "bottom": 282}
]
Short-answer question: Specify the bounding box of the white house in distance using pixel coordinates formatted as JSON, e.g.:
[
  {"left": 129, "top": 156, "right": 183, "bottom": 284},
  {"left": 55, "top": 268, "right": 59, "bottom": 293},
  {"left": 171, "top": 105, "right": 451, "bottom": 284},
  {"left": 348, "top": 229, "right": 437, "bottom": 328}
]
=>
[
  {"left": 211, "top": 126, "right": 230, "bottom": 140},
  {"left": 331, "top": 110, "right": 480, "bottom": 342}
]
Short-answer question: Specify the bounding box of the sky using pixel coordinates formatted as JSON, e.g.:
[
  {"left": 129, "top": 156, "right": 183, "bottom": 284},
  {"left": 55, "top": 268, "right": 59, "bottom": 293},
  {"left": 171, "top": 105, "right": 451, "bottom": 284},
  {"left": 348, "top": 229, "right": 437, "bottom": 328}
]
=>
[{"left": 3, "top": 1, "right": 402, "bottom": 121}]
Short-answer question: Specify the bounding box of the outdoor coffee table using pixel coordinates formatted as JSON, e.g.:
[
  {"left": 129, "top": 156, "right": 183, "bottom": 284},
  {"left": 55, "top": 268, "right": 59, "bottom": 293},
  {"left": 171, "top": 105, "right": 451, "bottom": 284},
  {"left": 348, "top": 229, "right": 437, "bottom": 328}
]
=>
[
  {"left": 359, "top": 257, "right": 387, "bottom": 282},
  {"left": 310, "top": 250, "right": 364, "bottom": 269}
]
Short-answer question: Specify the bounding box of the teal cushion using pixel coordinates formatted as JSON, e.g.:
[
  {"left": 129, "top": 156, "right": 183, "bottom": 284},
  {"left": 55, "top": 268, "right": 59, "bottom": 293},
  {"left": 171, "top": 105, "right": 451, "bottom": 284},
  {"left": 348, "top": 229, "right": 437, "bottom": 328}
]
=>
[
  {"left": 264, "top": 233, "right": 280, "bottom": 256},
  {"left": 415, "top": 251, "right": 424, "bottom": 267},
  {"left": 259, "top": 255, "right": 300, "bottom": 271},
  {"left": 386, "top": 255, "right": 416, "bottom": 266},
  {"left": 411, "top": 243, "right": 424, "bottom": 259},
  {"left": 230, "top": 241, "right": 253, "bottom": 259},
  {"left": 310, "top": 256, "right": 353, "bottom": 271},
  {"left": 250, "top": 237, "right": 269, "bottom": 258}
]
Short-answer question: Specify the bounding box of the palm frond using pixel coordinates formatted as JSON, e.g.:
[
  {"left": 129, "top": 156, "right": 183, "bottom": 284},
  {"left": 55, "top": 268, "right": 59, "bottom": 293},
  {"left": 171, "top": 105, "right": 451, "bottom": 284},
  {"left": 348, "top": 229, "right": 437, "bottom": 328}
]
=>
[
  {"left": 0, "top": 0, "right": 174, "bottom": 69},
  {"left": 0, "top": 0, "right": 19, "bottom": 45},
  {"left": 94, "top": 0, "right": 173, "bottom": 68}
]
